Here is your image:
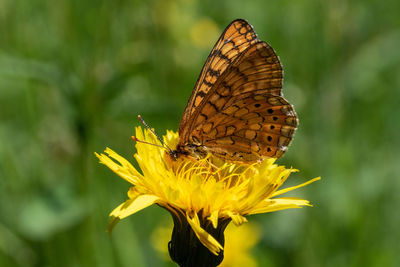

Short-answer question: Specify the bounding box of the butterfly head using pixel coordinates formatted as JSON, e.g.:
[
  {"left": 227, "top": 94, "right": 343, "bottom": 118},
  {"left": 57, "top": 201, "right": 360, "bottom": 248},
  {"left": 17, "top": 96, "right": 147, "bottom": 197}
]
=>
[
  {"left": 173, "top": 143, "right": 208, "bottom": 161},
  {"left": 168, "top": 149, "right": 180, "bottom": 161}
]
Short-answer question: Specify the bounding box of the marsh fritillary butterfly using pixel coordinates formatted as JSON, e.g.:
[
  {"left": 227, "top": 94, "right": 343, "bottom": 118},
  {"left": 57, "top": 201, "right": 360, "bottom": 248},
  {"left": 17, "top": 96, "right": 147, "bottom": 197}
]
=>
[{"left": 138, "top": 19, "right": 298, "bottom": 163}]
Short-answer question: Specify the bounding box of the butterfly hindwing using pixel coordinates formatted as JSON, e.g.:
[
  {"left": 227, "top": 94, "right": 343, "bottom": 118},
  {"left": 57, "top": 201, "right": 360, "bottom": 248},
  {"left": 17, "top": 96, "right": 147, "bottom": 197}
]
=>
[{"left": 191, "top": 93, "right": 297, "bottom": 162}]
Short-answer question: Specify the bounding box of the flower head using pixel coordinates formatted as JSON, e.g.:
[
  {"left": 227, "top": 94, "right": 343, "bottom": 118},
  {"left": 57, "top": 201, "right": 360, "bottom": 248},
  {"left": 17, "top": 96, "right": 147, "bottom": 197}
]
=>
[{"left": 95, "top": 127, "right": 319, "bottom": 266}]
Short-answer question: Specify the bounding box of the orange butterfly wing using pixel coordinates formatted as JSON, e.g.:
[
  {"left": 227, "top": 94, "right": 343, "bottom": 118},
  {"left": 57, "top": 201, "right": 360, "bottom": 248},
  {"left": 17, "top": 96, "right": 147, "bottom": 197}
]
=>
[
  {"left": 177, "top": 19, "right": 298, "bottom": 162},
  {"left": 179, "top": 19, "right": 259, "bottom": 140},
  {"left": 184, "top": 41, "right": 297, "bottom": 162}
]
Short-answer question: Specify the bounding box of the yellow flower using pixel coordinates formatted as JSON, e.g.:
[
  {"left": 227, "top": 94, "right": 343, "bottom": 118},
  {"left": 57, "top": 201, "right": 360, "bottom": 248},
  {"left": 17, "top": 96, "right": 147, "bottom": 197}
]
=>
[{"left": 95, "top": 127, "right": 320, "bottom": 266}]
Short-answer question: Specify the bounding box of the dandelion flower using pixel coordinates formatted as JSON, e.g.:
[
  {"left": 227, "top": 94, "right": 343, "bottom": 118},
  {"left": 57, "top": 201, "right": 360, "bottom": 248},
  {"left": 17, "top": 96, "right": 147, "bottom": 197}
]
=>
[{"left": 95, "top": 127, "right": 320, "bottom": 266}]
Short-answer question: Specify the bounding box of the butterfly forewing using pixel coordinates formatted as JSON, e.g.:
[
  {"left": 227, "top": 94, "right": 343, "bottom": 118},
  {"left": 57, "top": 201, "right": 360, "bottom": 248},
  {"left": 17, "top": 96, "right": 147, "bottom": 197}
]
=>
[
  {"left": 179, "top": 19, "right": 259, "bottom": 139},
  {"left": 176, "top": 19, "right": 298, "bottom": 163}
]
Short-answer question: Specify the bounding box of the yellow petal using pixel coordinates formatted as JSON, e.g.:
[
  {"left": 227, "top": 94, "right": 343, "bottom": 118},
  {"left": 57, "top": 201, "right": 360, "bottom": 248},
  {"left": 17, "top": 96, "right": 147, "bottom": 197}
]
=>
[
  {"left": 248, "top": 197, "right": 311, "bottom": 215},
  {"left": 186, "top": 212, "right": 223, "bottom": 255},
  {"left": 208, "top": 210, "right": 219, "bottom": 228},
  {"left": 110, "top": 194, "right": 159, "bottom": 219},
  {"left": 226, "top": 211, "right": 248, "bottom": 226},
  {"left": 127, "top": 186, "right": 143, "bottom": 199},
  {"left": 95, "top": 149, "right": 142, "bottom": 185},
  {"left": 272, "top": 177, "right": 321, "bottom": 197}
]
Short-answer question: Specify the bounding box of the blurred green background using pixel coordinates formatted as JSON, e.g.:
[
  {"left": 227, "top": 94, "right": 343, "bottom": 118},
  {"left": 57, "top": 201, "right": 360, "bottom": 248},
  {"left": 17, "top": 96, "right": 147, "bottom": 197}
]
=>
[{"left": 1, "top": 0, "right": 400, "bottom": 266}]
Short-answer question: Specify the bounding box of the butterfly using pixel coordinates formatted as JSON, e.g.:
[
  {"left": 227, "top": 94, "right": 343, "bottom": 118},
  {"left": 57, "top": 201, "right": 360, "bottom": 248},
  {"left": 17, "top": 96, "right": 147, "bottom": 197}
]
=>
[{"left": 138, "top": 19, "right": 298, "bottom": 163}]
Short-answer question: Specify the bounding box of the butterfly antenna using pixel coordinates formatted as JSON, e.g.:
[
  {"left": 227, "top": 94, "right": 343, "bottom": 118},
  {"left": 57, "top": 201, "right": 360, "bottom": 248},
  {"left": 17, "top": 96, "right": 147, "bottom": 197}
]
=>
[
  {"left": 137, "top": 115, "right": 173, "bottom": 152},
  {"left": 131, "top": 136, "right": 168, "bottom": 150}
]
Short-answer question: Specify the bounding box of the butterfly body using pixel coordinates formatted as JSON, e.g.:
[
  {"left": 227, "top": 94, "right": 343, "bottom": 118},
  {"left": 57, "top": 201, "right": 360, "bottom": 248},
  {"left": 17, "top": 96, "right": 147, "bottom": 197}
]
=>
[
  {"left": 170, "top": 143, "right": 208, "bottom": 161},
  {"left": 170, "top": 19, "right": 298, "bottom": 164}
]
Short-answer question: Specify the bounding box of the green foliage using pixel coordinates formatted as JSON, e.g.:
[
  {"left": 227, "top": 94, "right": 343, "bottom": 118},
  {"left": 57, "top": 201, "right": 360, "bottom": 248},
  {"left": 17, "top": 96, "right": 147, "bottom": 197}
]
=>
[{"left": 1, "top": 0, "right": 399, "bottom": 266}]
